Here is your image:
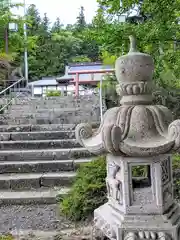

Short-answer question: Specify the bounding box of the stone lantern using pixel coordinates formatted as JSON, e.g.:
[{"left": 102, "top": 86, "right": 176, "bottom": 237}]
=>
[{"left": 75, "top": 36, "right": 180, "bottom": 240}]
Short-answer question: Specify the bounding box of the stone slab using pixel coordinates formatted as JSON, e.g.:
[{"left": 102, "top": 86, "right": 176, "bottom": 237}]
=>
[
  {"left": 0, "top": 172, "right": 76, "bottom": 190},
  {"left": 0, "top": 122, "right": 99, "bottom": 132},
  {"left": 30, "top": 124, "right": 77, "bottom": 131},
  {"left": 41, "top": 172, "right": 76, "bottom": 187},
  {"left": 3, "top": 115, "right": 100, "bottom": 125},
  {"left": 0, "top": 124, "right": 32, "bottom": 132},
  {"left": 0, "top": 188, "right": 69, "bottom": 205},
  {"left": 0, "top": 139, "right": 80, "bottom": 150},
  {"left": 9, "top": 131, "right": 75, "bottom": 141},
  {"left": 10, "top": 103, "right": 98, "bottom": 109},
  {"left": 0, "top": 132, "right": 10, "bottom": 141},
  {"left": 6, "top": 115, "right": 100, "bottom": 125},
  {"left": 11, "top": 174, "right": 41, "bottom": 190},
  {"left": 31, "top": 122, "right": 100, "bottom": 131},
  {"left": 0, "top": 158, "right": 93, "bottom": 174},
  {"left": 10, "top": 95, "right": 100, "bottom": 105},
  {"left": 0, "top": 179, "right": 11, "bottom": 189},
  {"left": 0, "top": 148, "right": 93, "bottom": 162},
  {"left": 0, "top": 160, "right": 74, "bottom": 173}
]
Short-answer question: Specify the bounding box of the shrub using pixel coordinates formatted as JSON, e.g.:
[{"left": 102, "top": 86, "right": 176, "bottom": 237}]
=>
[
  {"left": 172, "top": 154, "right": 180, "bottom": 199},
  {"left": 46, "top": 90, "right": 61, "bottom": 97},
  {"left": 60, "top": 156, "right": 107, "bottom": 221}
]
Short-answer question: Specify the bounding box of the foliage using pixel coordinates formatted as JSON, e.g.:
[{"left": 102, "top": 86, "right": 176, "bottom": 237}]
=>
[
  {"left": 76, "top": 6, "right": 86, "bottom": 31},
  {"left": 93, "top": 0, "right": 180, "bottom": 86},
  {"left": 96, "top": 50, "right": 119, "bottom": 108},
  {"left": 70, "top": 55, "right": 91, "bottom": 63},
  {"left": 26, "top": 4, "right": 42, "bottom": 36},
  {"left": 51, "top": 17, "right": 63, "bottom": 33},
  {"left": 46, "top": 90, "right": 61, "bottom": 97},
  {"left": 0, "top": 3, "right": 100, "bottom": 80},
  {"left": 0, "top": 1, "right": 38, "bottom": 82},
  {"left": 90, "top": 0, "right": 180, "bottom": 112},
  {"left": 99, "top": 73, "right": 119, "bottom": 108},
  {"left": 172, "top": 154, "right": 180, "bottom": 199},
  {"left": 24, "top": 4, "right": 100, "bottom": 80},
  {"left": 0, "top": 234, "right": 14, "bottom": 240},
  {"left": 101, "top": 51, "right": 117, "bottom": 65},
  {"left": 60, "top": 156, "right": 107, "bottom": 221},
  {"left": 153, "top": 87, "right": 180, "bottom": 119}
]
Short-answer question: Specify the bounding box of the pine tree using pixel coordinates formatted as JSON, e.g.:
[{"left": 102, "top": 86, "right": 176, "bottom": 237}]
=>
[
  {"left": 26, "top": 4, "right": 41, "bottom": 36},
  {"left": 76, "top": 6, "right": 86, "bottom": 30},
  {"left": 42, "top": 13, "right": 50, "bottom": 32},
  {"left": 51, "top": 17, "right": 63, "bottom": 33}
]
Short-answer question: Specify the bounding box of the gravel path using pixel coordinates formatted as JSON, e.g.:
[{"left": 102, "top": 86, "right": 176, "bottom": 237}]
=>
[{"left": 0, "top": 204, "right": 74, "bottom": 234}]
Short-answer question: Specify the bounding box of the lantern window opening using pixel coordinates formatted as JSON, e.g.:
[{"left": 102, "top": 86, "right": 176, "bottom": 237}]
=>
[{"left": 131, "top": 164, "right": 151, "bottom": 189}]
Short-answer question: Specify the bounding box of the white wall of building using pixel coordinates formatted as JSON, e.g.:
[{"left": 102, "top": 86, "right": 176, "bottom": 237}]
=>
[{"left": 32, "top": 84, "right": 94, "bottom": 97}]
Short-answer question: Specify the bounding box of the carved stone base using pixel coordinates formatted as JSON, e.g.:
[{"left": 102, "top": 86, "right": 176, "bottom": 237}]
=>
[
  {"left": 92, "top": 225, "right": 109, "bottom": 240},
  {"left": 94, "top": 202, "right": 180, "bottom": 240}
]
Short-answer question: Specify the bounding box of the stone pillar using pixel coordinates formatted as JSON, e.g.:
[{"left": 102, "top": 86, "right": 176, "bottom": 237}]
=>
[{"left": 75, "top": 36, "right": 180, "bottom": 240}]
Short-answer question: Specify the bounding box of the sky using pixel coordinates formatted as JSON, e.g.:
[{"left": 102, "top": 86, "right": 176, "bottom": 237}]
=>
[{"left": 12, "top": 0, "right": 98, "bottom": 25}]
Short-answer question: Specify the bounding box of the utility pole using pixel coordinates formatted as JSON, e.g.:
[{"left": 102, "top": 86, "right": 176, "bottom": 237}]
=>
[
  {"left": 23, "top": 0, "right": 28, "bottom": 86},
  {"left": 4, "top": 0, "right": 9, "bottom": 54}
]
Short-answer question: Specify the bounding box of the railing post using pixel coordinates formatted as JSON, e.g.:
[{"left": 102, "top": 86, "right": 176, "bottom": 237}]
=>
[
  {"left": 99, "top": 76, "right": 103, "bottom": 122},
  {"left": 31, "top": 83, "right": 34, "bottom": 97},
  {"left": 75, "top": 73, "right": 79, "bottom": 97}
]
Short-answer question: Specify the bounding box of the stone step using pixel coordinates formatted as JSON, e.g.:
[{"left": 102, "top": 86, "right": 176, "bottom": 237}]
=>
[
  {"left": 9, "top": 107, "right": 95, "bottom": 114},
  {"left": 0, "top": 122, "right": 99, "bottom": 132},
  {"left": 0, "top": 188, "right": 69, "bottom": 205},
  {"left": 0, "top": 172, "right": 76, "bottom": 190},
  {"left": 0, "top": 139, "right": 80, "bottom": 150},
  {"left": 8, "top": 108, "right": 82, "bottom": 115},
  {"left": 0, "top": 114, "right": 99, "bottom": 125},
  {"left": 0, "top": 158, "right": 92, "bottom": 174},
  {"left": 0, "top": 131, "right": 75, "bottom": 141},
  {"left": 10, "top": 96, "right": 99, "bottom": 105},
  {"left": 10, "top": 103, "right": 96, "bottom": 110},
  {"left": 6, "top": 108, "right": 99, "bottom": 117},
  {"left": 0, "top": 148, "right": 93, "bottom": 161}
]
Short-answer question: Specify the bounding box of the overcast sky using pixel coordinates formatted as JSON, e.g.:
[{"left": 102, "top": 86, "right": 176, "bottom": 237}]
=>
[{"left": 12, "top": 0, "right": 98, "bottom": 25}]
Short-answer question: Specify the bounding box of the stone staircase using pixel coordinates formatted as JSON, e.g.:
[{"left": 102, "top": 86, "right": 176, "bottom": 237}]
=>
[
  {"left": 0, "top": 96, "right": 101, "bottom": 205},
  {"left": 0, "top": 95, "right": 101, "bottom": 125}
]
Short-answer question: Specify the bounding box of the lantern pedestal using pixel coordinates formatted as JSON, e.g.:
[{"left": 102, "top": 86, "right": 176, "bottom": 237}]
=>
[{"left": 93, "top": 155, "right": 180, "bottom": 240}]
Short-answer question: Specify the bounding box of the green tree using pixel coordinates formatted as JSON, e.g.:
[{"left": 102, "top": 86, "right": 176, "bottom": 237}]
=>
[
  {"left": 0, "top": 0, "right": 28, "bottom": 82},
  {"left": 28, "top": 31, "right": 83, "bottom": 79},
  {"left": 26, "top": 4, "right": 41, "bottom": 36},
  {"left": 90, "top": 0, "right": 180, "bottom": 115},
  {"left": 51, "top": 17, "right": 63, "bottom": 33},
  {"left": 76, "top": 6, "right": 86, "bottom": 31},
  {"left": 93, "top": 0, "right": 180, "bottom": 84},
  {"left": 41, "top": 13, "right": 50, "bottom": 33}
]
